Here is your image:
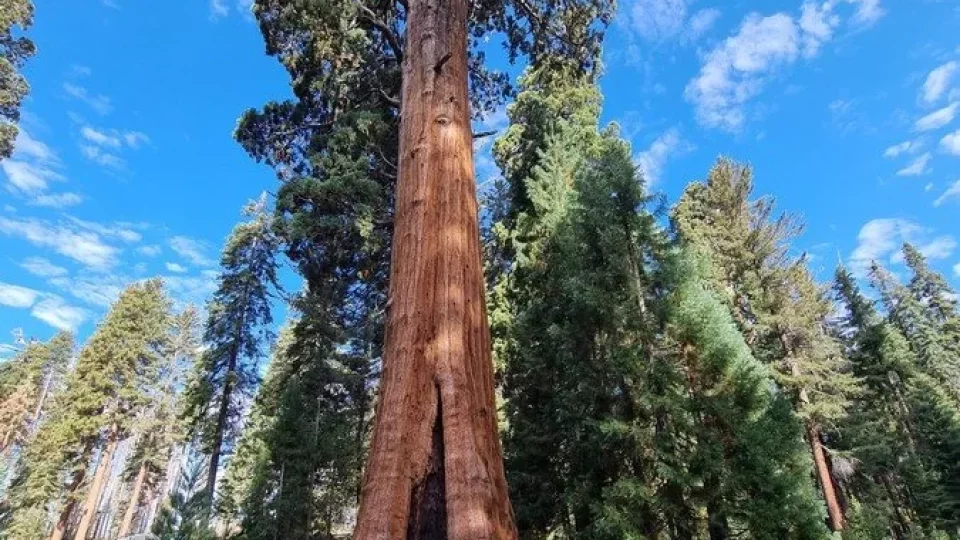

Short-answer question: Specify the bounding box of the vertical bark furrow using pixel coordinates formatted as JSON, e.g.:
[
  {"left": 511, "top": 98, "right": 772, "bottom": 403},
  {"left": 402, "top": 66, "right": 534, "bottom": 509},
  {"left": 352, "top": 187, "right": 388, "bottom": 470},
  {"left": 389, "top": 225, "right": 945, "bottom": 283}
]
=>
[{"left": 407, "top": 392, "right": 447, "bottom": 539}]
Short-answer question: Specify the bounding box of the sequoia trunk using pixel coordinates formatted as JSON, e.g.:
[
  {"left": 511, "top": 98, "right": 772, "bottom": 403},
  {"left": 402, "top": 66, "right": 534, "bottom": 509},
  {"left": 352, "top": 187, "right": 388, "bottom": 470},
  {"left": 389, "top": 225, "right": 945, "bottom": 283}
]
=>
[{"left": 352, "top": 0, "right": 516, "bottom": 537}]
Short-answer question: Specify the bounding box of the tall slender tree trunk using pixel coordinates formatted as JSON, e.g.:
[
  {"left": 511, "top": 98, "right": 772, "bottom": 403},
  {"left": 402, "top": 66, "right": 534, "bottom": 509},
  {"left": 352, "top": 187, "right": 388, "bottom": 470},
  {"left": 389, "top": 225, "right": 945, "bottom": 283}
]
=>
[
  {"left": 49, "top": 470, "right": 85, "bottom": 540},
  {"left": 207, "top": 369, "right": 234, "bottom": 506},
  {"left": 117, "top": 461, "right": 148, "bottom": 537},
  {"left": 785, "top": 342, "right": 844, "bottom": 531},
  {"left": 807, "top": 424, "right": 843, "bottom": 531},
  {"left": 74, "top": 431, "right": 119, "bottom": 540},
  {"left": 353, "top": 0, "right": 516, "bottom": 537}
]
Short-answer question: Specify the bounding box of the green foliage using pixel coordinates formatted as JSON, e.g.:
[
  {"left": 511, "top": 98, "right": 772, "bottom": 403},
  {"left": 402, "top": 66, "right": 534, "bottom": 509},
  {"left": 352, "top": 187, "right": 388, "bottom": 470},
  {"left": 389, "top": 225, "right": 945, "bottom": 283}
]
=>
[
  {"left": 181, "top": 195, "right": 278, "bottom": 506},
  {"left": 5, "top": 280, "right": 170, "bottom": 538},
  {"left": 0, "top": 0, "right": 36, "bottom": 159}
]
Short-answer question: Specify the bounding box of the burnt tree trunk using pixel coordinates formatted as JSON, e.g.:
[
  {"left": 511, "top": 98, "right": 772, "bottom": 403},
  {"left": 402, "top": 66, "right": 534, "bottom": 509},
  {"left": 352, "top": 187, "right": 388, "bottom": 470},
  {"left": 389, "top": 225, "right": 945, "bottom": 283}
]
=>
[{"left": 352, "top": 0, "right": 517, "bottom": 538}]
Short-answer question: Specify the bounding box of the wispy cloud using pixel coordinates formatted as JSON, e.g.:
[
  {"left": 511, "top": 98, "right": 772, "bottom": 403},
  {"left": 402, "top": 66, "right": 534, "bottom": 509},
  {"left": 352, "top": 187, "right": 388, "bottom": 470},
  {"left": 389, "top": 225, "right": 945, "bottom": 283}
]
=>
[
  {"left": 625, "top": 0, "right": 720, "bottom": 42},
  {"left": 21, "top": 257, "right": 68, "bottom": 278},
  {"left": 136, "top": 245, "right": 161, "bottom": 257},
  {"left": 0, "top": 216, "right": 120, "bottom": 269},
  {"left": 31, "top": 296, "right": 89, "bottom": 331},
  {"left": 896, "top": 152, "right": 931, "bottom": 176},
  {"left": 0, "top": 282, "right": 41, "bottom": 308},
  {"left": 166, "top": 262, "right": 188, "bottom": 273},
  {"left": 170, "top": 236, "right": 214, "bottom": 266},
  {"left": 934, "top": 179, "right": 960, "bottom": 207},
  {"left": 922, "top": 61, "right": 957, "bottom": 105},
  {"left": 883, "top": 139, "right": 923, "bottom": 158},
  {"left": 2, "top": 129, "right": 64, "bottom": 195},
  {"left": 634, "top": 127, "right": 693, "bottom": 185},
  {"left": 31, "top": 192, "right": 84, "bottom": 208},
  {"left": 914, "top": 102, "right": 957, "bottom": 132},
  {"left": 941, "top": 128, "right": 960, "bottom": 156},
  {"left": 850, "top": 218, "right": 954, "bottom": 275},
  {"left": 80, "top": 145, "right": 124, "bottom": 169},
  {"left": 81, "top": 126, "right": 122, "bottom": 148},
  {"left": 686, "top": 1, "right": 883, "bottom": 131},
  {"left": 63, "top": 83, "right": 112, "bottom": 115}
]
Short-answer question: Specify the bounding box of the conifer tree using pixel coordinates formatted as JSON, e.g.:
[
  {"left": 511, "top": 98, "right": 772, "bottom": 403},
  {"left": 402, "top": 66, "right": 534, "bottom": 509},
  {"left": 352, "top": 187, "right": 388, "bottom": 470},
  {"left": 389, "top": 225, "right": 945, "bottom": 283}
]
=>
[
  {"left": 833, "top": 266, "right": 960, "bottom": 536},
  {"left": 182, "top": 196, "right": 278, "bottom": 509},
  {"left": 663, "top": 250, "right": 830, "bottom": 540},
  {"left": 118, "top": 307, "right": 201, "bottom": 538},
  {"left": 0, "top": 0, "right": 36, "bottom": 159},
  {"left": 0, "top": 331, "right": 72, "bottom": 455},
  {"left": 6, "top": 280, "right": 169, "bottom": 540},
  {"left": 673, "top": 159, "right": 856, "bottom": 531}
]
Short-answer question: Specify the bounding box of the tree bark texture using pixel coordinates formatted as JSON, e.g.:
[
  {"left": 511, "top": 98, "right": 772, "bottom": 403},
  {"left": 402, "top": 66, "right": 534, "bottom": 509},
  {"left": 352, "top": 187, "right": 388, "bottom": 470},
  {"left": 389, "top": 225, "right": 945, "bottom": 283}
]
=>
[
  {"left": 74, "top": 433, "right": 118, "bottom": 540},
  {"left": 353, "top": 0, "right": 517, "bottom": 538},
  {"left": 117, "top": 461, "right": 148, "bottom": 538},
  {"left": 806, "top": 424, "right": 843, "bottom": 531}
]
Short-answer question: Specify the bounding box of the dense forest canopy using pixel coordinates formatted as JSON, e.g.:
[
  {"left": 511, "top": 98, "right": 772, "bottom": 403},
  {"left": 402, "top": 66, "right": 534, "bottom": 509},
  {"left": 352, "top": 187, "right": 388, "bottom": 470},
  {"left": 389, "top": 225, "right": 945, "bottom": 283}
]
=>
[{"left": 1, "top": 0, "right": 959, "bottom": 539}]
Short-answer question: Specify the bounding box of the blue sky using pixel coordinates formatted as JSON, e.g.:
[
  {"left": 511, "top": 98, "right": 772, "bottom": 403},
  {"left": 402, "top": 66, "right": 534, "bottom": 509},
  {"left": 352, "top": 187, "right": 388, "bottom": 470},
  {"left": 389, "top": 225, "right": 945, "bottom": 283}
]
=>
[{"left": 1, "top": 0, "right": 959, "bottom": 354}]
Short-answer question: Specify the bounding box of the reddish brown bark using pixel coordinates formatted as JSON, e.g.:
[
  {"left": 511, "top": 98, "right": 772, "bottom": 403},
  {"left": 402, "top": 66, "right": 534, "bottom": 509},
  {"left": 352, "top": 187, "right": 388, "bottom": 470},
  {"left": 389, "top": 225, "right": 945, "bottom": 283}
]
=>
[
  {"left": 352, "top": 0, "right": 516, "bottom": 537},
  {"left": 117, "top": 461, "right": 148, "bottom": 538},
  {"left": 74, "top": 432, "right": 118, "bottom": 540},
  {"left": 807, "top": 423, "right": 843, "bottom": 531},
  {"left": 49, "top": 470, "right": 85, "bottom": 540}
]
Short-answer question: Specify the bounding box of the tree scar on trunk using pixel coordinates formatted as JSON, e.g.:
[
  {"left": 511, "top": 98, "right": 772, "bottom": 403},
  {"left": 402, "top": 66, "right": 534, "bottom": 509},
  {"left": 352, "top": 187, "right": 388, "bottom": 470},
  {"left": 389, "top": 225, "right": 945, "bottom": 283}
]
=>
[{"left": 407, "top": 389, "right": 447, "bottom": 539}]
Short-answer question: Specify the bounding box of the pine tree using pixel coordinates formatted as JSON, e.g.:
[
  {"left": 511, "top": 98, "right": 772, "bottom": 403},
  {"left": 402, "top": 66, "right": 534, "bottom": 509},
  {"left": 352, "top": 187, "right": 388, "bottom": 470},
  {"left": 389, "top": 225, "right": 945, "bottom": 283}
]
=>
[
  {"left": 833, "top": 266, "right": 960, "bottom": 536},
  {"left": 870, "top": 261, "right": 960, "bottom": 403},
  {"left": 5, "top": 280, "right": 169, "bottom": 540},
  {"left": 182, "top": 195, "right": 278, "bottom": 510},
  {"left": 673, "top": 158, "right": 856, "bottom": 531},
  {"left": 118, "top": 307, "right": 201, "bottom": 538},
  {"left": 0, "top": 0, "right": 36, "bottom": 159},
  {"left": 0, "top": 331, "right": 72, "bottom": 455},
  {"left": 661, "top": 250, "right": 830, "bottom": 540}
]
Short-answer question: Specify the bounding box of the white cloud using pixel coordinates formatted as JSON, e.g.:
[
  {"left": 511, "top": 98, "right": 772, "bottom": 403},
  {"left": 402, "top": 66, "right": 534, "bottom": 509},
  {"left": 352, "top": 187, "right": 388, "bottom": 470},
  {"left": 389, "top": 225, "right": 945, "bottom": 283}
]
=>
[
  {"left": 21, "top": 257, "right": 68, "bottom": 278},
  {"left": 68, "top": 217, "right": 142, "bottom": 243},
  {"left": 170, "top": 236, "right": 214, "bottom": 266},
  {"left": 922, "top": 61, "right": 958, "bottom": 105},
  {"left": 2, "top": 160, "right": 64, "bottom": 194},
  {"left": 63, "top": 83, "right": 112, "bottom": 115},
  {"left": 0, "top": 282, "right": 40, "bottom": 308},
  {"left": 634, "top": 127, "right": 692, "bottom": 185},
  {"left": 31, "top": 192, "right": 84, "bottom": 208},
  {"left": 49, "top": 274, "right": 126, "bottom": 308},
  {"left": 123, "top": 131, "right": 149, "bottom": 148},
  {"left": 850, "top": 218, "right": 954, "bottom": 275},
  {"left": 934, "top": 179, "right": 960, "bottom": 207},
  {"left": 883, "top": 139, "right": 922, "bottom": 158},
  {"left": 688, "top": 9, "right": 721, "bottom": 39},
  {"left": 799, "top": 1, "right": 840, "bottom": 57},
  {"left": 2, "top": 129, "right": 64, "bottom": 196},
  {"left": 71, "top": 64, "right": 92, "bottom": 77},
  {"left": 210, "top": 0, "right": 229, "bottom": 18},
  {"left": 896, "top": 152, "right": 931, "bottom": 176},
  {"left": 685, "top": 13, "right": 800, "bottom": 131},
  {"left": 941, "top": 128, "right": 960, "bottom": 156},
  {"left": 13, "top": 129, "right": 58, "bottom": 163},
  {"left": 628, "top": 0, "right": 687, "bottom": 40},
  {"left": 955, "top": 262, "right": 960, "bottom": 277},
  {"left": 847, "top": 0, "right": 884, "bottom": 26},
  {"left": 81, "top": 145, "right": 124, "bottom": 169},
  {"left": 914, "top": 102, "right": 958, "bottom": 132},
  {"left": 81, "top": 126, "right": 122, "bottom": 148},
  {"left": 137, "top": 245, "right": 162, "bottom": 257},
  {"left": 0, "top": 216, "right": 120, "bottom": 269},
  {"left": 31, "top": 296, "right": 88, "bottom": 331},
  {"left": 686, "top": 2, "right": 881, "bottom": 131},
  {"left": 166, "top": 262, "right": 188, "bottom": 273},
  {"left": 627, "top": 0, "right": 721, "bottom": 42}
]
